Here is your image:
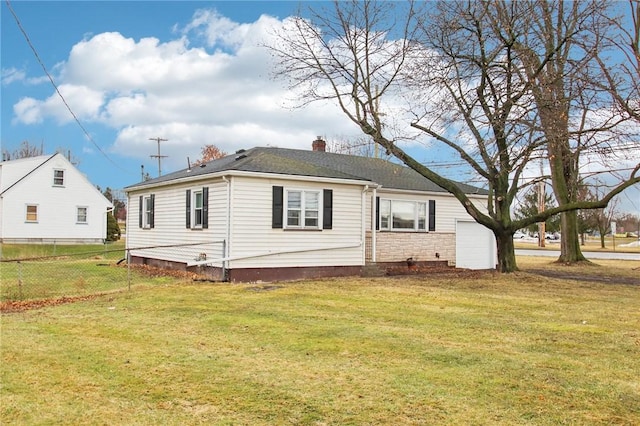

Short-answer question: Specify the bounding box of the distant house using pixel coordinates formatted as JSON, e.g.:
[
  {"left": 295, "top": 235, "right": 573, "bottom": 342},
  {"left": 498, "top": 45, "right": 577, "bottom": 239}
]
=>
[
  {"left": 0, "top": 153, "right": 113, "bottom": 244},
  {"left": 124, "top": 139, "right": 495, "bottom": 282}
]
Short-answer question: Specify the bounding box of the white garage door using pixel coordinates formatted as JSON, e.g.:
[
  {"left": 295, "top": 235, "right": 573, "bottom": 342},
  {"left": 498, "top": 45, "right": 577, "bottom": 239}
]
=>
[{"left": 456, "top": 220, "right": 497, "bottom": 270}]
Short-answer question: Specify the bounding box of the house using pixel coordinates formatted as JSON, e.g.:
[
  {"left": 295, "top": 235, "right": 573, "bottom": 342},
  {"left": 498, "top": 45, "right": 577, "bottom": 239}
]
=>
[
  {"left": 0, "top": 153, "right": 113, "bottom": 244},
  {"left": 124, "top": 139, "right": 494, "bottom": 282}
]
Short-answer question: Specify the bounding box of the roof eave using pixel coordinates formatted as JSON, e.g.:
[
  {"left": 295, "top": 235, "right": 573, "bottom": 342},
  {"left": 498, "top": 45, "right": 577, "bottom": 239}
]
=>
[{"left": 124, "top": 169, "right": 378, "bottom": 193}]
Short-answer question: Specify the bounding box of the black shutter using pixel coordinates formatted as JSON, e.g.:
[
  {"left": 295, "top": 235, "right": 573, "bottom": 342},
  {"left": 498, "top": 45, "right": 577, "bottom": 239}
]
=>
[
  {"left": 323, "top": 189, "right": 333, "bottom": 230},
  {"left": 428, "top": 200, "right": 436, "bottom": 231},
  {"left": 375, "top": 197, "right": 380, "bottom": 230},
  {"left": 138, "top": 195, "right": 143, "bottom": 228},
  {"left": 149, "top": 194, "right": 155, "bottom": 229},
  {"left": 202, "top": 187, "right": 209, "bottom": 229},
  {"left": 186, "top": 190, "right": 191, "bottom": 228},
  {"left": 272, "top": 186, "right": 283, "bottom": 229}
]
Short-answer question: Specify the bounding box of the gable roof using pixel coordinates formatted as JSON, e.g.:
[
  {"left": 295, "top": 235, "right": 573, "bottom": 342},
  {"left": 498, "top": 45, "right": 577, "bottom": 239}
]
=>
[
  {"left": 0, "top": 153, "right": 113, "bottom": 206},
  {"left": 0, "top": 154, "right": 56, "bottom": 195},
  {"left": 125, "top": 147, "right": 488, "bottom": 195}
]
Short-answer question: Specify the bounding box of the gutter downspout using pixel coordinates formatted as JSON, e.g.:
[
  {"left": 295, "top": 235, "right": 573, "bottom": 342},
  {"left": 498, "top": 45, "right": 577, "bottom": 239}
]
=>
[
  {"left": 361, "top": 185, "right": 369, "bottom": 265},
  {"left": 222, "top": 175, "right": 231, "bottom": 280},
  {"left": 371, "top": 187, "right": 377, "bottom": 263}
]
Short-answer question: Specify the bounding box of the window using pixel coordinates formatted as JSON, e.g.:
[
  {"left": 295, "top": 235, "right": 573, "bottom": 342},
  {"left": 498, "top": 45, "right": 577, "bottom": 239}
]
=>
[
  {"left": 194, "top": 191, "right": 203, "bottom": 226},
  {"left": 378, "top": 199, "right": 430, "bottom": 231},
  {"left": 287, "top": 190, "right": 319, "bottom": 228},
  {"left": 53, "top": 169, "right": 64, "bottom": 186},
  {"left": 77, "top": 207, "right": 88, "bottom": 223},
  {"left": 272, "top": 186, "right": 332, "bottom": 230},
  {"left": 186, "top": 188, "right": 208, "bottom": 229},
  {"left": 138, "top": 194, "right": 155, "bottom": 228},
  {"left": 26, "top": 205, "right": 38, "bottom": 222}
]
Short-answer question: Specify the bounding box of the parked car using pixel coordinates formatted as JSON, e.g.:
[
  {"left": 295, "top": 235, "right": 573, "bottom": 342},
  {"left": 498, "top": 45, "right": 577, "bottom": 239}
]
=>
[{"left": 513, "top": 231, "right": 527, "bottom": 239}]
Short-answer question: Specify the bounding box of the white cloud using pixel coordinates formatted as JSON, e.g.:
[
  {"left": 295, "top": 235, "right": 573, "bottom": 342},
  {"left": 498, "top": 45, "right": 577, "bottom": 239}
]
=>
[
  {"left": 1, "top": 67, "right": 26, "bottom": 85},
  {"left": 11, "top": 9, "right": 362, "bottom": 169},
  {"left": 13, "top": 84, "right": 104, "bottom": 125}
]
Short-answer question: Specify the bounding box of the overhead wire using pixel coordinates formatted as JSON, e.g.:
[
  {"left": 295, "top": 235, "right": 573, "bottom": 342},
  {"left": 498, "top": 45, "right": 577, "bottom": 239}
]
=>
[{"left": 4, "top": 0, "right": 134, "bottom": 175}]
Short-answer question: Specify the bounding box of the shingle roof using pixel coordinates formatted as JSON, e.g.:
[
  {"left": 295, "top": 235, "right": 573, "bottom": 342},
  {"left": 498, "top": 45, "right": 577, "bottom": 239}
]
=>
[{"left": 125, "top": 147, "right": 487, "bottom": 195}]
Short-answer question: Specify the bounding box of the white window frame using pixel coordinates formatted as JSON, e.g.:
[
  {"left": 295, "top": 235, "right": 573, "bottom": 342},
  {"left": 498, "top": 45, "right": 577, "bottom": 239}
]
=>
[
  {"left": 53, "top": 169, "right": 65, "bottom": 186},
  {"left": 26, "top": 204, "right": 38, "bottom": 223},
  {"left": 379, "top": 199, "right": 428, "bottom": 232},
  {"left": 143, "top": 195, "right": 153, "bottom": 229},
  {"left": 192, "top": 190, "right": 204, "bottom": 228},
  {"left": 285, "top": 189, "right": 321, "bottom": 229},
  {"left": 77, "top": 206, "right": 88, "bottom": 224}
]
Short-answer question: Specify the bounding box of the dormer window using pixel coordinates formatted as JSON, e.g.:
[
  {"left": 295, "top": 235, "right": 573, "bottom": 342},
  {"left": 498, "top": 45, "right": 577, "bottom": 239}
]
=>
[{"left": 53, "top": 169, "right": 64, "bottom": 186}]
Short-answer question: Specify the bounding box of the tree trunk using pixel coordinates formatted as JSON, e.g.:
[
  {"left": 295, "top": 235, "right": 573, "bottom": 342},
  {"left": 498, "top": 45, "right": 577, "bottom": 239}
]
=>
[
  {"left": 495, "top": 233, "right": 518, "bottom": 273},
  {"left": 557, "top": 210, "right": 587, "bottom": 263},
  {"left": 600, "top": 233, "right": 606, "bottom": 248}
]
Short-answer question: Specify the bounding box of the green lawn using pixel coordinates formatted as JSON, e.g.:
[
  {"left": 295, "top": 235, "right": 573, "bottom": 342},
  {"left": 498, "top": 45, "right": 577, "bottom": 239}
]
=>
[
  {"left": 0, "top": 240, "right": 126, "bottom": 260},
  {"left": 2, "top": 259, "right": 639, "bottom": 425},
  {"left": 0, "top": 240, "right": 130, "bottom": 302}
]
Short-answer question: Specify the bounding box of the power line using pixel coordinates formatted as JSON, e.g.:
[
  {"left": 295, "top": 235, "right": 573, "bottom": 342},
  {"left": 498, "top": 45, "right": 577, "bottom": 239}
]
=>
[{"left": 4, "top": 0, "right": 132, "bottom": 175}]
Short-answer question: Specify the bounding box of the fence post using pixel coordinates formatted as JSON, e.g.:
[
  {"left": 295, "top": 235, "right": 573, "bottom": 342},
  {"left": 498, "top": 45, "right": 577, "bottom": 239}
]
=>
[{"left": 17, "top": 261, "right": 23, "bottom": 299}]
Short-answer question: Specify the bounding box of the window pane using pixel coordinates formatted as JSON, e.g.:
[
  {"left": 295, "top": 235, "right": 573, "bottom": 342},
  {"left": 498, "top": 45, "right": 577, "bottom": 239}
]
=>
[
  {"left": 195, "top": 210, "right": 203, "bottom": 226},
  {"left": 417, "top": 202, "right": 426, "bottom": 230},
  {"left": 380, "top": 200, "right": 390, "bottom": 229},
  {"left": 305, "top": 192, "right": 319, "bottom": 210},
  {"left": 287, "top": 191, "right": 301, "bottom": 209},
  {"left": 144, "top": 197, "right": 152, "bottom": 227},
  {"left": 26, "top": 205, "right": 38, "bottom": 221},
  {"left": 53, "top": 170, "right": 64, "bottom": 185},
  {"left": 195, "top": 192, "right": 203, "bottom": 209},
  {"left": 287, "top": 210, "right": 300, "bottom": 226},
  {"left": 77, "top": 207, "right": 87, "bottom": 223},
  {"left": 305, "top": 210, "right": 318, "bottom": 227},
  {"left": 392, "top": 201, "right": 415, "bottom": 229}
]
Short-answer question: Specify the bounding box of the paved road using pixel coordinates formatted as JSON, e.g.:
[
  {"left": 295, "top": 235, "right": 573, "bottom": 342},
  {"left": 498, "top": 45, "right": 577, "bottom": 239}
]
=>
[{"left": 516, "top": 249, "right": 640, "bottom": 261}]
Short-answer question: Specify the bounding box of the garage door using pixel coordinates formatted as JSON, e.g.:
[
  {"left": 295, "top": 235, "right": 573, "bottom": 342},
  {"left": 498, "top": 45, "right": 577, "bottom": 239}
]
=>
[{"left": 456, "top": 220, "right": 496, "bottom": 270}]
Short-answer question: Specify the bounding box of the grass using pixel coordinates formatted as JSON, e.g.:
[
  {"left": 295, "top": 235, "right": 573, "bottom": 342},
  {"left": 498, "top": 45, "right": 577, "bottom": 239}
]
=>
[
  {"left": 2, "top": 259, "right": 639, "bottom": 425},
  {"left": 0, "top": 241, "right": 129, "bottom": 302},
  {"left": 0, "top": 240, "right": 126, "bottom": 260}
]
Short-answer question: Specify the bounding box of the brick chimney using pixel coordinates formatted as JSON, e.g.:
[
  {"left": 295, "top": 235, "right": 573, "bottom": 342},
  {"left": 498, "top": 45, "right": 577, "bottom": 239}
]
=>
[{"left": 312, "top": 136, "right": 326, "bottom": 152}]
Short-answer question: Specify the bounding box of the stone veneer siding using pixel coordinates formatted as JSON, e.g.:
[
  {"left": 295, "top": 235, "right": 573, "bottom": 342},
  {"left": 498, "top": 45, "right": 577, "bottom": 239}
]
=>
[{"left": 374, "top": 232, "right": 456, "bottom": 265}]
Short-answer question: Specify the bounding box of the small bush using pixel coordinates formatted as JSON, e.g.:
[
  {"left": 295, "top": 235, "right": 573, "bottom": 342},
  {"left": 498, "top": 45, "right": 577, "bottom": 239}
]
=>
[{"left": 106, "top": 212, "right": 121, "bottom": 242}]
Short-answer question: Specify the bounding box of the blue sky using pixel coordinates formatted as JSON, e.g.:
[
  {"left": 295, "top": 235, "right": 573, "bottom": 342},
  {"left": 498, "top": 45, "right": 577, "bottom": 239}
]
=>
[
  {"left": 2, "top": 1, "right": 638, "bottom": 215},
  {"left": 2, "top": 1, "right": 361, "bottom": 190}
]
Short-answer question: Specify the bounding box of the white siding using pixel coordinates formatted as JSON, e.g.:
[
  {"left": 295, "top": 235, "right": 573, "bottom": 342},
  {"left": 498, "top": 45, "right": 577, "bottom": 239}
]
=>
[
  {"left": 127, "top": 180, "right": 227, "bottom": 266},
  {"left": 0, "top": 154, "right": 111, "bottom": 243},
  {"left": 228, "top": 176, "right": 365, "bottom": 269}
]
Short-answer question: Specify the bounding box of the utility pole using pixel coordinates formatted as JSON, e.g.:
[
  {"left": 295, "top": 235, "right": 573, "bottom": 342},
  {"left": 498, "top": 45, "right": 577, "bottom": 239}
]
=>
[{"left": 149, "top": 137, "right": 168, "bottom": 177}]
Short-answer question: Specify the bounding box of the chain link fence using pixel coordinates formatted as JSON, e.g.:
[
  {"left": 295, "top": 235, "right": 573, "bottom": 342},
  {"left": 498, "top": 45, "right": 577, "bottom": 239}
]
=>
[{"left": 0, "top": 241, "right": 224, "bottom": 304}]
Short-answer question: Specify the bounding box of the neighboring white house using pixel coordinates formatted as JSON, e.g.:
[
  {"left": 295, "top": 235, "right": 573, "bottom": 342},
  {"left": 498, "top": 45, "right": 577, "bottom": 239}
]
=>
[
  {"left": 124, "top": 139, "right": 495, "bottom": 282},
  {"left": 0, "top": 153, "right": 113, "bottom": 244}
]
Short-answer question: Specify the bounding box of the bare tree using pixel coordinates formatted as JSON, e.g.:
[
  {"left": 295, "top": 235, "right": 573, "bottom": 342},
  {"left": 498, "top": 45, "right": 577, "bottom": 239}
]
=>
[
  {"left": 327, "top": 135, "right": 392, "bottom": 159},
  {"left": 505, "top": 0, "right": 639, "bottom": 264},
  {"left": 2, "top": 140, "right": 43, "bottom": 160},
  {"left": 269, "top": 0, "right": 638, "bottom": 272},
  {"left": 578, "top": 185, "right": 620, "bottom": 247}
]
